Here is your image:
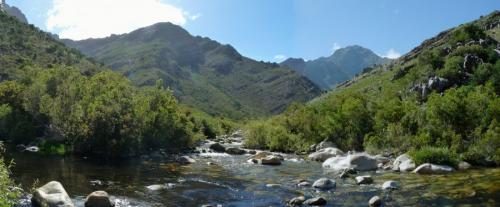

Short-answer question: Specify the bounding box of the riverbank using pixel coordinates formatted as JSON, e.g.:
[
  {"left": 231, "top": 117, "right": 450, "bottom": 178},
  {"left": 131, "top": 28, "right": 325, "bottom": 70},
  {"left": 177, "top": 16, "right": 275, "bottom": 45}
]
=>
[{"left": 7, "top": 133, "right": 500, "bottom": 207}]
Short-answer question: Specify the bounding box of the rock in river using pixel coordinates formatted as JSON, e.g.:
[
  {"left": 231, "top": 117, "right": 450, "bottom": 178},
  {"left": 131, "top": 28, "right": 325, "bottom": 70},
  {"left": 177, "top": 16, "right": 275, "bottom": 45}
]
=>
[
  {"left": 369, "top": 196, "right": 382, "bottom": 207},
  {"left": 322, "top": 153, "right": 378, "bottom": 171},
  {"left": 392, "top": 154, "right": 416, "bottom": 172},
  {"left": 209, "top": 143, "right": 226, "bottom": 152},
  {"left": 32, "top": 181, "right": 74, "bottom": 207},
  {"left": 304, "top": 197, "right": 327, "bottom": 206},
  {"left": 261, "top": 155, "right": 282, "bottom": 165},
  {"left": 315, "top": 140, "right": 336, "bottom": 151},
  {"left": 177, "top": 156, "right": 196, "bottom": 164},
  {"left": 312, "top": 178, "right": 336, "bottom": 190},
  {"left": 382, "top": 180, "right": 400, "bottom": 190},
  {"left": 85, "top": 191, "right": 114, "bottom": 207},
  {"left": 308, "top": 147, "right": 344, "bottom": 162},
  {"left": 288, "top": 196, "right": 306, "bottom": 206},
  {"left": 225, "top": 147, "right": 246, "bottom": 155},
  {"left": 355, "top": 175, "right": 373, "bottom": 185},
  {"left": 413, "top": 163, "right": 455, "bottom": 174}
]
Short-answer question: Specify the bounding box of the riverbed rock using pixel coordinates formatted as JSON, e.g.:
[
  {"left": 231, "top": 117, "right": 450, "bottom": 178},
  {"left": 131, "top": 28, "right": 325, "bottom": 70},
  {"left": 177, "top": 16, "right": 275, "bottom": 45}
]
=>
[
  {"left": 322, "top": 153, "right": 378, "bottom": 171},
  {"left": 249, "top": 151, "right": 273, "bottom": 160},
  {"left": 177, "top": 156, "right": 196, "bottom": 164},
  {"left": 297, "top": 181, "right": 311, "bottom": 187},
  {"left": 308, "top": 147, "right": 344, "bottom": 162},
  {"left": 16, "top": 144, "right": 26, "bottom": 151},
  {"left": 261, "top": 155, "right": 282, "bottom": 165},
  {"left": 265, "top": 184, "right": 281, "bottom": 188},
  {"left": 32, "top": 181, "right": 74, "bottom": 207},
  {"left": 315, "top": 140, "right": 335, "bottom": 151},
  {"left": 146, "top": 183, "right": 175, "bottom": 191},
  {"left": 303, "top": 197, "right": 327, "bottom": 206},
  {"left": 382, "top": 180, "right": 400, "bottom": 190},
  {"left": 355, "top": 175, "right": 373, "bottom": 185},
  {"left": 368, "top": 196, "right": 382, "bottom": 207},
  {"left": 393, "top": 154, "right": 416, "bottom": 172},
  {"left": 209, "top": 143, "right": 226, "bottom": 152},
  {"left": 288, "top": 196, "right": 306, "bottom": 206},
  {"left": 225, "top": 147, "right": 246, "bottom": 155},
  {"left": 26, "top": 146, "right": 40, "bottom": 152},
  {"left": 85, "top": 191, "right": 114, "bottom": 207},
  {"left": 413, "top": 163, "right": 455, "bottom": 174},
  {"left": 458, "top": 161, "right": 472, "bottom": 170},
  {"left": 312, "top": 178, "right": 336, "bottom": 190}
]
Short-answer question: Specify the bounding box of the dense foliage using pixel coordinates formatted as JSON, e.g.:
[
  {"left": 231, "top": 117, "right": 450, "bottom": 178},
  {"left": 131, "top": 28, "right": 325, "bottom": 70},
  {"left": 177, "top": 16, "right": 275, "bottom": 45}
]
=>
[
  {"left": 0, "top": 144, "right": 20, "bottom": 207},
  {"left": 244, "top": 13, "right": 500, "bottom": 166},
  {"left": 0, "top": 66, "right": 235, "bottom": 157}
]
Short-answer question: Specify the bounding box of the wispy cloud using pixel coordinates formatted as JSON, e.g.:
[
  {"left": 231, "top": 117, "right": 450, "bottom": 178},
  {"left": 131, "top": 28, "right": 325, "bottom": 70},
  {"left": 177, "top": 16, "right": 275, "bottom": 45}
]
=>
[
  {"left": 382, "top": 48, "right": 401, "bottom": 59},
  {"left": 47, "top": 0, "right": 191, "bottom": 40},
  {"left": 332, "top": 42, "right": 342, "bottom": 53},
  {"left": 274, "top": 54, "right": 287, "bottom": 62}
]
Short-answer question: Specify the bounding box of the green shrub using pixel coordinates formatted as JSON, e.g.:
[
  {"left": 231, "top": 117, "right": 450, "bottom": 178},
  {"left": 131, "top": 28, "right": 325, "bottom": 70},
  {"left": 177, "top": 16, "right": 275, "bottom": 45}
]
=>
[
  {"left": 409, "top": 146, "right": 459, "bottom": 167},
  {"left": 0, "top": 143, "right": 21, "bottom": 207}
]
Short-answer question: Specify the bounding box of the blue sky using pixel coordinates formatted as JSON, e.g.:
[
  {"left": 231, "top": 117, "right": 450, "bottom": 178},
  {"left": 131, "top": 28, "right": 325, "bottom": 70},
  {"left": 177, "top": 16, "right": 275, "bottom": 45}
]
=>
[{"left": 6, "top": 0, "right": 499, "bottom": 62}]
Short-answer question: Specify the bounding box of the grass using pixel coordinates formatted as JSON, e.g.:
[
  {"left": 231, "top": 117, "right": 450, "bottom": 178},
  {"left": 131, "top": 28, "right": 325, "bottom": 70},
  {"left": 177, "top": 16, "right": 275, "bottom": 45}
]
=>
[{"left": 409, "top": 146, "right": 459, "bottom": 167}]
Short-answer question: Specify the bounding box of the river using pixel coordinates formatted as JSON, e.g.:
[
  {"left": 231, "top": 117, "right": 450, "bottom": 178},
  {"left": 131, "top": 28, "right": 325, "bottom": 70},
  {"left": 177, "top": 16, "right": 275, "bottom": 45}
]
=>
[{"left": 6, "top": 142, "right": 500, "bottom": 207}]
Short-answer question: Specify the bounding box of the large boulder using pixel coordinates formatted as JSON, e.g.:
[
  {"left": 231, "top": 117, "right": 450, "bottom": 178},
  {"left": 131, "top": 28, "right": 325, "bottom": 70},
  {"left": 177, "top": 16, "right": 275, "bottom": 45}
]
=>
[
  {"left": 315, "top": 140, "right": 335, "bottom": 151},
  {"left": 463, "top": 54, "right": 483, "bottom": 72},
  {"left": 209, "top": 143, "right": 226, "bottom": 152},
  {"left": 308, "top": 147, "right": 344, "bottom": 162},
  {"left": 85, "top": 191, "right": 114, "bottom": 207},
  {"left": 413, "top": 163, "right": 455, "bottom": 174},
  {"left": 458, "top": 161, "right": 472, "bottom": 170},
  {"left": 428, "top": 76, "right": 449, "bottom": 92},
  {"left": 392, "top": 154, "right": 416, "bottom": 172},
  {"left": 32, "top": 181, "right": 74, "bottom": 207},
  {"left": 312, "top": 178, "right": 336, "bottom": 190},
  {"left": 322, "top": 154, "right": 378, "bottom": 171},
  {"left": 288, "top": 196, "right": 306, "bottom": 206},
  {"left": 225, "top": 147, "right": 245, "bottom": 155}
]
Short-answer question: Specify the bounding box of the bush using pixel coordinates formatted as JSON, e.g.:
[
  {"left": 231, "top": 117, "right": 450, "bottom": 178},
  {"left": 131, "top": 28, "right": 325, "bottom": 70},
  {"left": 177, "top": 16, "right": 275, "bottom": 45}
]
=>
[
  {"left": 409, "top": 146, "right": 459, "bottom": 167},
  {"left": 0, "top": 143, "right": 21, "bottom": 207}
]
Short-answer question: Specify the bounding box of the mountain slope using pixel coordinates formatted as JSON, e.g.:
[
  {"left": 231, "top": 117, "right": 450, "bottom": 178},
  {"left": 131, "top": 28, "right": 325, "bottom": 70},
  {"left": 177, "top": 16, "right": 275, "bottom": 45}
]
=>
[
  {"left": 245, "top": 11, "right": 500, "bottom": 166},
  {"left": 62, "top": 23, "right": 321, "bottom": 119},
  {"left": 0, "top": 11, "right": 102, "bottom": 81},
  {"left": 3, "top": 3, "right": 28, "bottom": 23},
  {"left": 281, "top": 45, "right": 389, "bottom": 89}
]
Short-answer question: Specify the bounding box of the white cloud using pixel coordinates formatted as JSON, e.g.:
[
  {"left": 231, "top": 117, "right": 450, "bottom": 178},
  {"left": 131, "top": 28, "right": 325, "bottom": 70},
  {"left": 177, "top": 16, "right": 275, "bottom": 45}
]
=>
[
  {"left": 190, "top": 13, "right": 202, "bottom": 20},
  {"left": 382, "top": 48, "right": 401, "bottom": 59},
  {"left": 47, "top": 0, "right": 191, "bottom": 40},
  {"left": 274, "top": 55, "right": 287, "bottom": 62},
  {"left": 332, "top": 42, "right": 342, "bottom": 53}
]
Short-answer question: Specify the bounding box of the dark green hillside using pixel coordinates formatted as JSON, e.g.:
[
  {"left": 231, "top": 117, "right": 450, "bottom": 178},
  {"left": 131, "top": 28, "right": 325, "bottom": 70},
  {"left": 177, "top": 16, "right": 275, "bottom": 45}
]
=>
[
  {"left": 245, "top": 11, "right": 500, "bottom": 166},
  {"left": 0, "top": 12, "right": 102, "bottom": 81},
  {"left": 62, "top": 23, "right": 322, "bottom": 119}
]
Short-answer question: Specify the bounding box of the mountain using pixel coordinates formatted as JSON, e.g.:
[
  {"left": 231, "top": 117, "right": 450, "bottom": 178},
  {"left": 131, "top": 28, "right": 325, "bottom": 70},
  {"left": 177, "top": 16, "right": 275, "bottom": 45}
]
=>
[
  {"left": 245, "top": 11, "right": 500, "bottom": 166},
  {"left": 2, "top": 2, "right": 28, "bottom": 23},
  {"left": 62, "top": 23, "right": 322, "bottom": 119},
  {"left": 281, "top": 45, "right": 390, "bottom": 89}
]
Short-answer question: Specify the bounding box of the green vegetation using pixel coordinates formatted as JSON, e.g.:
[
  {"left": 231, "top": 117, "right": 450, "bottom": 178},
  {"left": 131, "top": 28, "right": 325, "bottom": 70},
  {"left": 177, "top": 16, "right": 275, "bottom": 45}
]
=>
[
  {"left": 408, "top": 147, "right": 459, "bottom": 167},
  {"left": 0, "top": 144, "right": 20, "bottom": 207},
  {"left": 244, "top": 12, "right": 500, "bottom": 166}
]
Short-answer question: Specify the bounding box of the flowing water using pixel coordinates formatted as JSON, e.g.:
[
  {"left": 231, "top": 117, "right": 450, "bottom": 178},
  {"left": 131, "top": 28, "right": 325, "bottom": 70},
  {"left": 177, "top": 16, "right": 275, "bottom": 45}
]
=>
[{"left": 6, "top": 143, "right": 500, "bottom": 207}]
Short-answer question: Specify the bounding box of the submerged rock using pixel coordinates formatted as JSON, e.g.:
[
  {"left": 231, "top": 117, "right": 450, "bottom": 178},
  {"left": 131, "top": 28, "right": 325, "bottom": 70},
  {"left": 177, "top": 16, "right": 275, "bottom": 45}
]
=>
[
  {"left": 32, "top": 181, "right": 74, "bottom": 207},
  {"left": 297, "top": 181, "right": 311, "bottom": 187},
  {"left": 312, "top": 178, "right": 336, "bottom": 190},
  {"left": 458, "top": 161, "right": 472, "bottom": 170},
  {"left": 303, "top": 197, "right": 327, "bottom": 206},
  {"left": 322, "top": 153, "right": 378, "bottom": 171},
  {"left": 355, "top": 175, "right": 373, "bottom": 185},
  {"left": 413, "top": 163, "right": 455, "bottom": 174},
  {"left": 368, "top": 196, "right": 382, "bottom": 207},
  {"left": 382, "top": 180, "right": 400, "bottom": 190},
  {"left": 308, "top": 147, "right": 344, "bottom": 162},
  {"left": 146, "top": 183, "right": 175, "bottom": 191},
  {"left": 26, "top": 146, "right": 40, "bottom": 152},
  {"left": 85, "top": 191, "right": 114, "bottom": 207}
]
